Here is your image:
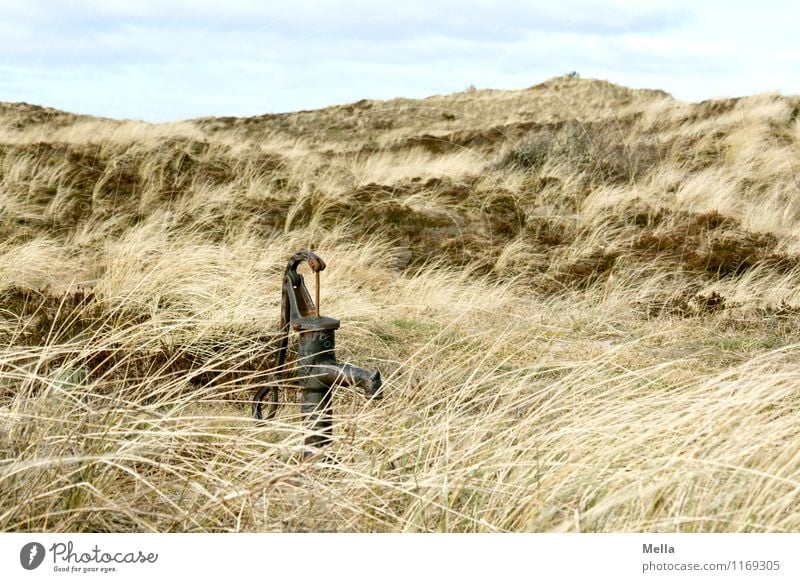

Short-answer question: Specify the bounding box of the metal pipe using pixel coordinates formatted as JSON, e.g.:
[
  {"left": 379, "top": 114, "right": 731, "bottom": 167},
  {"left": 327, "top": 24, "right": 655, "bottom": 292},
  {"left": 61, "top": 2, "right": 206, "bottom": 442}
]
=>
[
  {"left": 316, "top": 363, "right": 383, "bottom": 400},
  {"left": 315, "top": 271, "right": 320, "bottom": 318}
]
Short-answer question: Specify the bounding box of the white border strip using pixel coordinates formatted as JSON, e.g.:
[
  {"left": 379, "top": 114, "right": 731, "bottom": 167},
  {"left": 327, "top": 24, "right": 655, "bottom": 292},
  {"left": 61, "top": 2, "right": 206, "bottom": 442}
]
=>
[{"left": 2, "top": 533, "right": 798, "bottom": 581}]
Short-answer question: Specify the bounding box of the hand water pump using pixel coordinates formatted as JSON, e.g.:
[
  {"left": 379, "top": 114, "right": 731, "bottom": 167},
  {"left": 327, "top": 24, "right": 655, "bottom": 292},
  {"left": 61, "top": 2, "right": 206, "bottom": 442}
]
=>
[{"left": 252, "top": 250, "right": 383, "bottom": 449}]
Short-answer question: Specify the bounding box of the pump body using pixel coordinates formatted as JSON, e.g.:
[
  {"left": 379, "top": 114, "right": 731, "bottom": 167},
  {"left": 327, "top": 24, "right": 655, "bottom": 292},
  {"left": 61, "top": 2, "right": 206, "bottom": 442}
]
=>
[{"left": 253, "top": 250, "right": 382, "bottom": 450}]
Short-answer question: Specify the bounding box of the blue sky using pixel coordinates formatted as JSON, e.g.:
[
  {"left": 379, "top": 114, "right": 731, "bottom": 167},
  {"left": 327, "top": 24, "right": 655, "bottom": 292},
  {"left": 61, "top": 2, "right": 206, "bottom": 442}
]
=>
[{"left": 1, "top": 0, "right": 797, "bottom": 121}]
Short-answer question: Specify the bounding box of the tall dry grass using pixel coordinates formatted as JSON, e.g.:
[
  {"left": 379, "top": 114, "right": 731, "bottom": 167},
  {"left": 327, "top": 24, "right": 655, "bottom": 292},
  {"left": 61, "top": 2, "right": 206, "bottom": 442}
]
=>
[{"left": 2, "top": 76, "right": 800, "bottom": 531}]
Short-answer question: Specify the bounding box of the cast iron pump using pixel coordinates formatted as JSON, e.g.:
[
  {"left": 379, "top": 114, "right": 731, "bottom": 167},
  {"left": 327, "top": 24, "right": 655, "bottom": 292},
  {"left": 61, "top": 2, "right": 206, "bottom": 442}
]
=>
[{"left": 253, "top": 250, "right": 383, "bottom": 449}]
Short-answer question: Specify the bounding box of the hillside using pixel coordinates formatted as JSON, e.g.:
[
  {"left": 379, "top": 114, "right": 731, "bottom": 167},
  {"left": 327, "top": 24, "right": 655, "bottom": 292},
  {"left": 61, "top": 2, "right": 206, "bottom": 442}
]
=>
[{"left": 2, "top": 77, "right": 800, "bottom": 532}]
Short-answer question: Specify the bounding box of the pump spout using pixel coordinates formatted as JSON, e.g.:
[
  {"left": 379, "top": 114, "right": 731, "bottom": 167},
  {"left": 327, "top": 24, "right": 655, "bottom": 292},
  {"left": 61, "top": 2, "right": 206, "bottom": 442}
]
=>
[{"left": 317, "top": 363, "right": 383, "bottom": 400}]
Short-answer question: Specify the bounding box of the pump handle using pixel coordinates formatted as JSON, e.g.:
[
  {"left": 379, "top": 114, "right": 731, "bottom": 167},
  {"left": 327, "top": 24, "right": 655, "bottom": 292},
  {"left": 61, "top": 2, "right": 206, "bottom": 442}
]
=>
[{"left": 287, "top": 250, "right": 326, "bottom": 278}]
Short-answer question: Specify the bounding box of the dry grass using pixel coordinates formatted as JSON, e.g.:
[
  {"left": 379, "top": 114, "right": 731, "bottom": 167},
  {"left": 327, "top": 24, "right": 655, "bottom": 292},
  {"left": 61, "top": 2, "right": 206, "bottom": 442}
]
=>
[{"left": 2, "top": 76, "right": 800, "bottom": 532}]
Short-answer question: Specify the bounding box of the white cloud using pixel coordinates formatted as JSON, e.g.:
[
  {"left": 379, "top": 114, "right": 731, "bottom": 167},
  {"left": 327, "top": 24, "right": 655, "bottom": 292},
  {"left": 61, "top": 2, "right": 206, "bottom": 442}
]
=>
[
  {"left": 0, "top": 1, "right": 797, "bottom": 120},
  {"left": 4, "top": 0, "right": 691, "bottom": 39}
]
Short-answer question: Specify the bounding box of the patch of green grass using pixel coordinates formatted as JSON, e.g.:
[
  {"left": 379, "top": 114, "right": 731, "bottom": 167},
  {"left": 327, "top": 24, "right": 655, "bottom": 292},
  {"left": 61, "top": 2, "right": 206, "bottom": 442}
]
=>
[{"left": 392, "top": 318, "right": 441, "bottom": 334}]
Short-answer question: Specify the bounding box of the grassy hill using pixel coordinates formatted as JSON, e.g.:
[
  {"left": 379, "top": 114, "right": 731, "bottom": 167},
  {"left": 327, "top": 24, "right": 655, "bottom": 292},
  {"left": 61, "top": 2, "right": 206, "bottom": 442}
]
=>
[{"left": 2, "top": 76, "right": 800, "bottom": 532}]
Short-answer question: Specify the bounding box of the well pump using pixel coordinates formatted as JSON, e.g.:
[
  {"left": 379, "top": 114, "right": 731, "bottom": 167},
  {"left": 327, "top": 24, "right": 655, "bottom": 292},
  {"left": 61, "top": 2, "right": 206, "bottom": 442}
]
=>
[{"left": 253, "top": 250, "right": 382, "bottom": 449}]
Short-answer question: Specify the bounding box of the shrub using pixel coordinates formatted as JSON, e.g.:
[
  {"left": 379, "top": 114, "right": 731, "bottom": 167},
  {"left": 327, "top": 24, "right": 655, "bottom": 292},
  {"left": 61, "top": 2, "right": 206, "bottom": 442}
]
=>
[{"left": 497, "top": 121, "right": 661, "bottom": 184}]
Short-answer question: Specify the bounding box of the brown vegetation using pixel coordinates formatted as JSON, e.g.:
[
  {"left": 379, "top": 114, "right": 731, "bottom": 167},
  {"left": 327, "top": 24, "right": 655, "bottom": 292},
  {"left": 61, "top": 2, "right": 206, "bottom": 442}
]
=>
[{"left": 2, "top": 76, "right": 800, "bottom": 532}]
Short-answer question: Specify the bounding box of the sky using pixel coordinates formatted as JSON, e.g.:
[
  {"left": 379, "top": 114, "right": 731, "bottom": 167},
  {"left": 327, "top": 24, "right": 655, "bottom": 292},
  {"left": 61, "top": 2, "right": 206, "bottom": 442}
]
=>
[{"left": 0, "top": 0, "right": 797, "bottom": 122}]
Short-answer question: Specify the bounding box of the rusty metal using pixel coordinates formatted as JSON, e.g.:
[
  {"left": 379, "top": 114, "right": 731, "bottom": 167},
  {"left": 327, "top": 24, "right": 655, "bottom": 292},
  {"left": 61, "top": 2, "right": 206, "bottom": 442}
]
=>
[
  {"left": 315, "top": 270, "right": 320, "bottom": 318},
  {"left": 253, "top": 250, "right": 382, "bottom": 451}
]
